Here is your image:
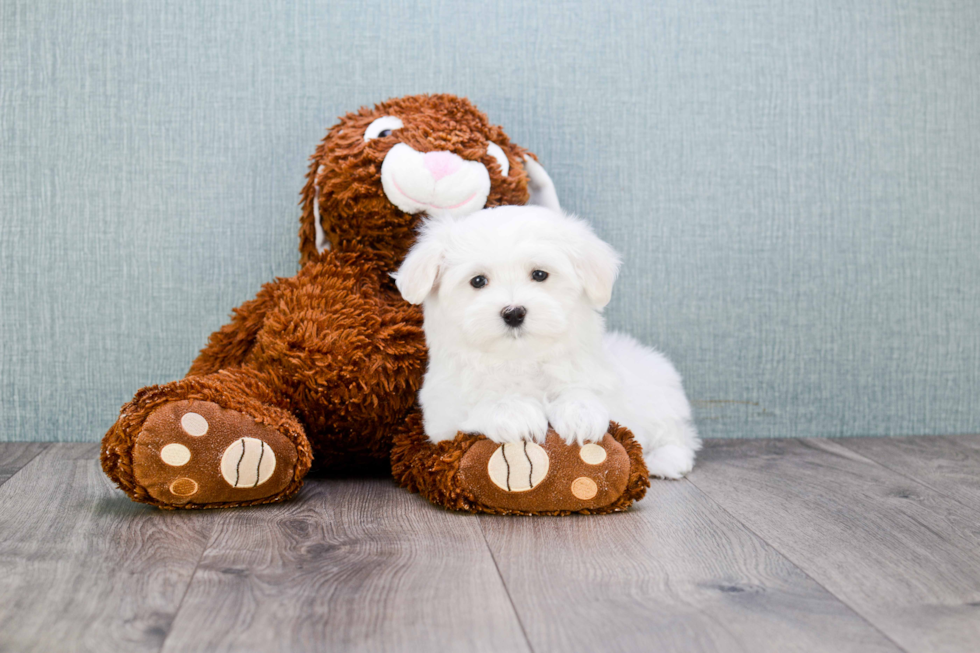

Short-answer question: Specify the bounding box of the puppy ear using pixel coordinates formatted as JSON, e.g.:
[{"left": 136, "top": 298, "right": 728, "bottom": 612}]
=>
[
  {"left": 393, "top": 221, "right": 447, "bottom": 304},
  {"left": 569, "top": 220, "right": 621, "bottom": 309},
  {"left": 522, "top": 154, "right": 561, "bottom": 212}
]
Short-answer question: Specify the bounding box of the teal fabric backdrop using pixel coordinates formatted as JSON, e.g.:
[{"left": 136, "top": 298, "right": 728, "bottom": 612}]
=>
[{"left": 2, "top": 0, "right": 978, "bottom": 442}]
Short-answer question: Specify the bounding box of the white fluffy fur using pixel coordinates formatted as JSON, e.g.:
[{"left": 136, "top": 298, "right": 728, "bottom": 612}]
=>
[{"left": 394, "top": 205, "right": 701, "bottom": 479}]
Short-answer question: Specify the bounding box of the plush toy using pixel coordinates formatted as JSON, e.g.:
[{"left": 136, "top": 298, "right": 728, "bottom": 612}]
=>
[{"left": 100, "top": 94, "right": 650, "bottom": 514}]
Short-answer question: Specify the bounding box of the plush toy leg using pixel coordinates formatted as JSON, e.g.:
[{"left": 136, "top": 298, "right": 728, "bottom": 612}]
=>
[
  {"left": 391, "top": 411, "right": 650, "bottom": 515},
  {"left": 101, "top": 368, "right": 313, "bottom": 509}
]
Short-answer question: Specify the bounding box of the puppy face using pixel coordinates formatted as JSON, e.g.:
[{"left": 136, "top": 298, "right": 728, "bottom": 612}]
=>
[
  {"left": 436, "top": 237, "right": 577, "bottom": 348},
  {"left": 395, "top": 206, "right": 621, "bottom": 354}
]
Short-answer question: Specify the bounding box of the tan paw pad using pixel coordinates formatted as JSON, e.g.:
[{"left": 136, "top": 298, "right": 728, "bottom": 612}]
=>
[
  {"left": 220, "top": 437, "right": 276, "bottom": 488},
  {"left": 160, "top": 443, "right": 191, "bottom": 466},
  {"left": 570, "top": 477, "right": 598, "bottom": 500},
  {"left": 180, "top": 412, "right": 209, "bottom": 436},
  {"left": 169, "top": 477, "right": 198, "bottom": 496},
  {"left": 487, "top": 442, "right": 549, "bottom": 492},
  {"left": 579, "top": 443, "right": 607, "bottom": 465}
]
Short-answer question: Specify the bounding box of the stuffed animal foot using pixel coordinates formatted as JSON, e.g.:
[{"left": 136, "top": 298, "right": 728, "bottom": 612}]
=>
[
  {"left": 457, "top": 429, "right": 647, "bottom": 514},
  {"left": 127, "top": 400, "right": 306, "bottom": 507},
  {"left": 102, "top": 376, "right": 313, "bottom": 509},
  {"left": 391, "top": 416, "right": 650, "bottom": 515}
]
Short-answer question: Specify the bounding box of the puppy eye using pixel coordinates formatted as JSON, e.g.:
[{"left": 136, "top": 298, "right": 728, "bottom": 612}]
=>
[
  {"left": 470, "top": 275, "right": 488, "bottom": 289},
  {"left": 364, "top": 116, "right": 403, "bottom": 141},
  {"left": 531, "top": 270, "right": 549, "bottom": 282}
]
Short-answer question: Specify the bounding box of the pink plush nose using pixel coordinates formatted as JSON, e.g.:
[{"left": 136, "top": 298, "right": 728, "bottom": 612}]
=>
[{"left": 423, "top": 151, "right": 464, "bottom": 182}]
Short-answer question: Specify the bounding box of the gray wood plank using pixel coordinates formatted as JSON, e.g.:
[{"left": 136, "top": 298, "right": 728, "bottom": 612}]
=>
[
  {"left": 161, "top": 478, "right": 531, "bottom": 653},
  {"left": 837, "top": 435, "right": 980, "bottom": 512},
  {"left": 688, "top": 438, "right": 980, "bottom": 653},
  {"left": 0, "top": 442, "right": 49, "bottom": 486},
  {"left": 0, "top": 443, "right": 216, "bottom": 653},
  {"left": 479, "top": 478, "right": 902, "bottom": 653}
]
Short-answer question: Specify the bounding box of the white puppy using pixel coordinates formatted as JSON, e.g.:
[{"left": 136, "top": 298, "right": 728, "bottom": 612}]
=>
[{"left": 394, "top": 205, "right": 701, "bottom": 478}]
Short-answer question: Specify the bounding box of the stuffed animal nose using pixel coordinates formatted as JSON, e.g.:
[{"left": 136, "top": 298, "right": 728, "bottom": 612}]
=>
[
  {"left": 423, "top": 150, "right": 464, "bottom": 182},
  {"left": 501, "top": 306, "right": 527, "bottom": 328}
]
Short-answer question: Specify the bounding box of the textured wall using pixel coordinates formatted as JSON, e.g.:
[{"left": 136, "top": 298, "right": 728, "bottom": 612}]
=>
[{"left": 2, "top": 0, "right": 978, "bottom": 442}]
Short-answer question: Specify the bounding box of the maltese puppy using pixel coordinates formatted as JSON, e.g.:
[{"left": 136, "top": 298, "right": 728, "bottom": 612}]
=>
[{"left": 394, "top": 205, "right": 701, "bottom": 478}]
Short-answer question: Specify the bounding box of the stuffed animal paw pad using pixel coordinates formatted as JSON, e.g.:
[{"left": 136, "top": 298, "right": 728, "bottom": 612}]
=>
[
  {"left": 486, "top": 441, "right": 550, "bottom": 492},
  {"left": 459, "top": 430, "right": 632, "bottom": 513},
  {"left": 131, "top": 400, "right": 298, "bottom": 506}
]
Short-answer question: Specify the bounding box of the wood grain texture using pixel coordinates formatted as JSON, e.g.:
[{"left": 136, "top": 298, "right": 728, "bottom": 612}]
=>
[
  {"left": 689, "top": 438, "right": 980, "bottom": 653},
  {"left": 0, "top": 442, "right": 48, "bottom": 486},
  {"left": 6, "top": 436, "right": 980, "bottom": 652},
  {"left": 0, "top": 444, "right": 215, "bottom": 653},
  {"left": 160, "top": 478, "right": 530, "bottom": 653},
  {"left": 479, "top": 479, "right": 901, "bottom": 653},
  {"left": 837, "top": 435, "right": 980, "bottom": 512}
]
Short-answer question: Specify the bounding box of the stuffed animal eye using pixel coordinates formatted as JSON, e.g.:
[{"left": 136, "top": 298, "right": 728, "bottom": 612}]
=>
[
  {"left": 531, "top": 270, "right": 549, "bottom": 282},
  {"left": 364, "top": 116, "right": 403, "bottom": 141},
  {"left": 470, "top": 275, "right": 488, "bottom": 289}
]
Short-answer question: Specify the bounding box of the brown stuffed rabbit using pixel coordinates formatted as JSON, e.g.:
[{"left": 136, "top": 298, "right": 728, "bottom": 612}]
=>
[{"left": 101, "top": 94, "right": 648, "bottom": 513}]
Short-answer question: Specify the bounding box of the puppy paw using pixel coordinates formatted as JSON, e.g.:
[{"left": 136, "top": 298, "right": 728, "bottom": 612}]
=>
[
  {"left": 547, "top": 391, "right": 610, "bottom": 445},
  {"left": 461, "top": 396, "right": 549, "bottom": 443},
  {"left": 644, "top": 444, "right": 696, "bottom": 479}
]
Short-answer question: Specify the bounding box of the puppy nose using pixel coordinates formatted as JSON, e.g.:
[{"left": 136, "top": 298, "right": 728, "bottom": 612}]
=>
[
  {"left": 423, "top": 150, "right": 464, "bottom": 181},
  {"left": 501, "top": 306, "right": 527, "bottom": 328}
]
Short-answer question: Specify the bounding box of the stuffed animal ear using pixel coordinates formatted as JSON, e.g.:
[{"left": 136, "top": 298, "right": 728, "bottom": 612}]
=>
[
  {"left": 393, "top": 220, "right": 448, "bottom": 304},
  {"left": 312, "top": 169, "right": 331, "bottom": 254},
  {"left": 299, "top": 157, "right": 330, "bottom": 265},
  {"left": 522, "top": 155, "right": 561, "bottom": 212},
  {"left": 568, "top": 221, "right": 621, "bottom": 309}
]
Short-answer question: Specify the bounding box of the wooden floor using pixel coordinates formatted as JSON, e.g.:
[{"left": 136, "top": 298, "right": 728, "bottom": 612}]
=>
[{"left": 0, "top": 437, "right": 978, "bottom": 653}]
